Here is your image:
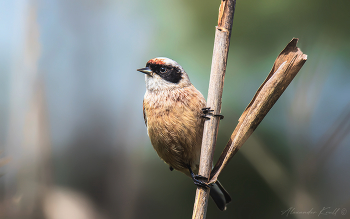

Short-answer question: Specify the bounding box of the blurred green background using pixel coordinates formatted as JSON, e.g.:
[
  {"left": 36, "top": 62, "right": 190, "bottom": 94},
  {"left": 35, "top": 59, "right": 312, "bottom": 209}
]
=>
[{"left": 1, "top": 0, "right": 349, "bottom": 218}]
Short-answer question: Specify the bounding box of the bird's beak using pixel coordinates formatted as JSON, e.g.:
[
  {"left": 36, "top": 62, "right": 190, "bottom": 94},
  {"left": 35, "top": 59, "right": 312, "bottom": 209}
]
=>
[{"left": 137, "top": 67, "right": 153, "bottom": 76}]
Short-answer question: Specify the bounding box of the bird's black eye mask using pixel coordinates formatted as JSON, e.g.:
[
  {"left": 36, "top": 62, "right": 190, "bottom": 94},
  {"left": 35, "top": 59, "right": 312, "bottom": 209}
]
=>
[{"left": 146, "top": 63, "right": 182, "bottom": 84}]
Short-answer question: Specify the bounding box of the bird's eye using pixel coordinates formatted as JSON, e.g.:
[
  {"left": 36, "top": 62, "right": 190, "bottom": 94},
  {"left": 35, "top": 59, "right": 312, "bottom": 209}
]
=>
[{"left": 160, "top": 67, "right": 166, "bottom": 73}]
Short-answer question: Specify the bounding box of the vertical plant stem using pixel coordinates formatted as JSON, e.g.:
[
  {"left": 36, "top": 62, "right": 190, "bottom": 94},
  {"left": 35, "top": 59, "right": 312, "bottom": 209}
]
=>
[{"left": 192, "top": 1, "right": 236, "bottom": 218}]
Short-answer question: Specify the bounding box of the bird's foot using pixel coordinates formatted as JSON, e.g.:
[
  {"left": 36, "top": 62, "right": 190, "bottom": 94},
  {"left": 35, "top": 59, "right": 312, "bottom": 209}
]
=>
[
  {"left": 188, "top": 166, "right": 211, "bottom": 188},
  {"left": 169, "top": 166, "right": 174, "bottom": 171},
  {"left": 193, "top": 175, "right": 212, "bottom": 188},
  {"left": 201, "top": 107, "right": 224, "bottom": 120}
]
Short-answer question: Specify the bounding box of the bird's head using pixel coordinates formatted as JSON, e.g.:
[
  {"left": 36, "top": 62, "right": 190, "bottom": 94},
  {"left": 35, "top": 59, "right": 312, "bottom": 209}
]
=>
[{"left": 137, "top": 57, "right": 191, "bottom": 92}]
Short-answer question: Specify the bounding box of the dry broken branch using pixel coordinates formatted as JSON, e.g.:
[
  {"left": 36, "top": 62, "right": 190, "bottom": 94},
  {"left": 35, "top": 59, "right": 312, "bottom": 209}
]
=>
[{"left": 209, "top": 38, "right": 307, "bottom": 184}]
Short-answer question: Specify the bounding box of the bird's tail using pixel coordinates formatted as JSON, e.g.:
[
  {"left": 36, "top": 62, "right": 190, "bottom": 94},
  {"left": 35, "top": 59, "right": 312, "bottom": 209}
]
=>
[{"left": 210, "top": 181, "right": 231, "bottom": 211}]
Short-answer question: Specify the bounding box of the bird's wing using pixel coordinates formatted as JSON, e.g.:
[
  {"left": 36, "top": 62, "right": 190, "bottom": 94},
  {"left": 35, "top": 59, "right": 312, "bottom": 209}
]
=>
[{"left": 143, "top": 99, "right": 147, "bottom": 127}]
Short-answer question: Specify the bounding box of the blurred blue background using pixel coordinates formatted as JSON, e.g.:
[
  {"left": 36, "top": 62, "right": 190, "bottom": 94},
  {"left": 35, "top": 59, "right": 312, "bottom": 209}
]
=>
[{"left": 1, "top": 0, "right": 349, "bottom": 218}]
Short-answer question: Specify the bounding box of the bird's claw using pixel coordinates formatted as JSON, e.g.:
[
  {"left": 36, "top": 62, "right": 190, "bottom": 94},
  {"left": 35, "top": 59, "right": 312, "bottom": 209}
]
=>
[
  {"left": 201, "top": 114, "right": 211, "bottom": 120},
  {"left": 188, "top": 165, "right": 212, "bottom": 188},
  {"left": 202, "top": 107, "right": 214, "bottom": 114},
  {"left": 201, "top": 107, "right": 224, "bottom": 120},
  {"left": 214, "top": 114, "right": 224, "bottom": 120},
  {"left": 193, "top": 175, "right": 212, "bottom": 188}
]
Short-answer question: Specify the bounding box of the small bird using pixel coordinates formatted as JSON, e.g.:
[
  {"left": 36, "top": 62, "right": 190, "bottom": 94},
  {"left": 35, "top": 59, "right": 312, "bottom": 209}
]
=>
[{"left": 138, "top": 57, "right": 231, "bottom": 211}]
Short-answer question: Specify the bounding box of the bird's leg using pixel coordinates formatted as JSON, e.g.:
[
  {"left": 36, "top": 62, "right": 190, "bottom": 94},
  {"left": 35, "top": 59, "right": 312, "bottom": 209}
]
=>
[
  {"left": 201, "top": 107, "right": 224, "bottom": 120},
  {"left": 169, "top": 166, "right": 174, "bottom": 171},
  {"left": 188, "top": 165, "right": 211, "bottom": 188}
]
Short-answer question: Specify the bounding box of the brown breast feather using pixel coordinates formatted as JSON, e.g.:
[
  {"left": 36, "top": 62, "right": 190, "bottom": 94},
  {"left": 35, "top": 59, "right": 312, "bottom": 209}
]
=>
[{"left": 143, "top": 85, "right": 206, "bottom": 172}]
